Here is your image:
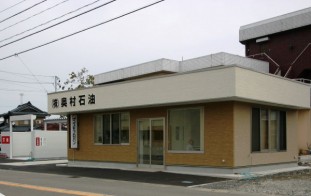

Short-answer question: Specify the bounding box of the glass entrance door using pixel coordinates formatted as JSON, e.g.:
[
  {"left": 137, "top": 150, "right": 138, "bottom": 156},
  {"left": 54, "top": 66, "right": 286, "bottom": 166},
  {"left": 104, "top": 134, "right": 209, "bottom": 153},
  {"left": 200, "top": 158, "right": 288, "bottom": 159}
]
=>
[{"left": 138, "top": 118, "right": 164, "bottom": 166}]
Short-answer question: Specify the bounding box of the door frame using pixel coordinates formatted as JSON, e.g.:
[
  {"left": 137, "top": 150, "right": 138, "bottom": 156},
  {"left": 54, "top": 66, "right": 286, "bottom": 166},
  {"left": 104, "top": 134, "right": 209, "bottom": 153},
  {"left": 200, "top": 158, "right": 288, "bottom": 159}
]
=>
[{"left": 137, "top": 117, "right": 165, "bottom": 168}]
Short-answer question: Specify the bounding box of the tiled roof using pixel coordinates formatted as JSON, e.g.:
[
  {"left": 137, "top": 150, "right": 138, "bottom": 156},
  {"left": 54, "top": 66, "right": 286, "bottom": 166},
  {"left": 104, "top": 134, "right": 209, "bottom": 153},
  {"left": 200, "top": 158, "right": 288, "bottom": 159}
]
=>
[{"left": 0, "top": 101, "right": 49, "bottom": 118}]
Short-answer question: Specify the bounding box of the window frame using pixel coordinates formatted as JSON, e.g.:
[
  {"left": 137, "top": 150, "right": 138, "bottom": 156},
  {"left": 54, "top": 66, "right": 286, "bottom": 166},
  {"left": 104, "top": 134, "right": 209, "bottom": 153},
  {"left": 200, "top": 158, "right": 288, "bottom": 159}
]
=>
[
  {"left": 93, "top": 112, "right": 130, "bottom": 145},
  {"left": 251, "top": 107, "right": 286, "bottom": 153},
  {"left": 167, "top": 107, "right": 204, "bottom": 154}
]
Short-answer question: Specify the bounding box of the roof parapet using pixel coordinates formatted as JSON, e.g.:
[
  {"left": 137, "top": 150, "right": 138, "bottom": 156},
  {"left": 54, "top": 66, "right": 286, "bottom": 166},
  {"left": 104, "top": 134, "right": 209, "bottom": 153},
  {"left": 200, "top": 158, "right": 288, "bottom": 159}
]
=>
[
  {"left": 240, "top": 7, "right": 311, "bottom": 42},
  {"left": 95, "top": 52, "right": 269, "bottom": 85}
]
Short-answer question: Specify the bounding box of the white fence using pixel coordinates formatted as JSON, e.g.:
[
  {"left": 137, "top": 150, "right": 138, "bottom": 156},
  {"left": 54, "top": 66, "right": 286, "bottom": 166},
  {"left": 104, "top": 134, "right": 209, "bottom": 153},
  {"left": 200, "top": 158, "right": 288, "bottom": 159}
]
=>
[
  {"left": 1, "top": 130, "right": 67, "bottom": 159},
  {"left": 13, "top": 132, "right": 32, "bottom": 157}
]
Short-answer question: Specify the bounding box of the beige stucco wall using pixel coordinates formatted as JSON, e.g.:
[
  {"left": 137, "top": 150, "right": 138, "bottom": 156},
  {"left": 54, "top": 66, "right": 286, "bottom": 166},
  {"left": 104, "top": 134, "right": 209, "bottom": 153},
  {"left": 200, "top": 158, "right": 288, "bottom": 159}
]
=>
[
  {"left": 48, "top": 66, "right": 310, "bottom": 115},
  {"left": 298, "top": 110, "right": 311, "bottom": 151},
  {"left": 234, "top": 68, "right": 310, "bottom": 109},
  {"left": 233, "top": 102, "right": 298, "bottom": 167}
]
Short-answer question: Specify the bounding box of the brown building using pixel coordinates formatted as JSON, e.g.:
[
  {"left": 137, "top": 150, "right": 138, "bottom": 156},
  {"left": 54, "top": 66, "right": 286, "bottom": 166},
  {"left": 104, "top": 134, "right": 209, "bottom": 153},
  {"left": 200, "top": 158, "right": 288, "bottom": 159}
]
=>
[
  {"left": 48, "top": 53, "right": 310, "bottom": 175},
  {"left": 239, "top": 7, "right": 311, "bottom": 79}
]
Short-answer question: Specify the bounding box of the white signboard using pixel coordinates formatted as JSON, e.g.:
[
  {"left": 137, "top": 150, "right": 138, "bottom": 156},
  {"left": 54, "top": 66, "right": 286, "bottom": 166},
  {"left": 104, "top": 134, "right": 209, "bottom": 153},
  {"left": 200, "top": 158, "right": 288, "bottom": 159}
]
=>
[{"left": 70, "top": 114, "right": 78, "bottom": 148}]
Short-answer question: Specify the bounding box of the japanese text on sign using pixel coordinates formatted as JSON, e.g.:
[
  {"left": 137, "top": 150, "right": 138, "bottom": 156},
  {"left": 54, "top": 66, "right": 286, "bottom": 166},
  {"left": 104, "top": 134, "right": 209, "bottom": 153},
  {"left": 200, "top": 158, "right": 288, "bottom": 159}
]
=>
[
  {"left": 52, "top": 94, "right": 95, "bottom": 108},
  {"left": 1, "top": 136, "right": 10, "bottom": 144},
  {"left": 70, "top": 114, "right": 78, "bottom": 149}
]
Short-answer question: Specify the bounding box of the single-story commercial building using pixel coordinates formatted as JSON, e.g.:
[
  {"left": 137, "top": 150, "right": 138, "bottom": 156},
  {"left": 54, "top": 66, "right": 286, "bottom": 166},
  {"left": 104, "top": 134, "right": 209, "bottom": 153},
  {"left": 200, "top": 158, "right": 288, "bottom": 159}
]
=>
[{"left": 48, "top": 52, "right": 310, "bottom": 174}]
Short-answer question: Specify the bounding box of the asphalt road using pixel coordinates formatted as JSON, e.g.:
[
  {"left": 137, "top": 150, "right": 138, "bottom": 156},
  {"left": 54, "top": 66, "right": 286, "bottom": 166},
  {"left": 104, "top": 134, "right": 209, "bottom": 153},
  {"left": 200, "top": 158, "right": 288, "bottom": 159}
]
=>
[
  {"left": 0, "top": 161, "right": 226, "bottom": 187},
  {"left": 0, "top": 159, "right": 254, "bottom": 196},
  {"left": 0, "top": 168, "right": 255, "bottom": 196}
]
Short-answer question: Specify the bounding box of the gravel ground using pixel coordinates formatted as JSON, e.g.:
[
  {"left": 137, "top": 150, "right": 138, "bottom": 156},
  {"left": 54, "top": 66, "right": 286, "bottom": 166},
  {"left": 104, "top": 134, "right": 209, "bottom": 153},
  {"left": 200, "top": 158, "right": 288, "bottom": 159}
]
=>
[{"left": 201, "top": 168, "right": 311, "bottom": 196}]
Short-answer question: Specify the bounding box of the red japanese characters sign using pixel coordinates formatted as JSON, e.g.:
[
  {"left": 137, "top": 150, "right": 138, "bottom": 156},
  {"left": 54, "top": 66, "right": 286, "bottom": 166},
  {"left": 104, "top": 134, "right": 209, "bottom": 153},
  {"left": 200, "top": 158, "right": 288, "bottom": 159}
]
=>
[
  {"left": 36, "top": 137, "right": 40, "bottom": 146},
  {"left": 1, "top": 136, "right": 10, "bottom": 144}
]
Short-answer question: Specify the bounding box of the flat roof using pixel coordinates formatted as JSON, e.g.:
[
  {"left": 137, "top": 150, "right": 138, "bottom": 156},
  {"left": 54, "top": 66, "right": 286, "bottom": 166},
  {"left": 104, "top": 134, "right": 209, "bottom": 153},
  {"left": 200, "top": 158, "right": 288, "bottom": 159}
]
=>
[{"left": 239, "top": 7, "right": 311, "bottom": 42}]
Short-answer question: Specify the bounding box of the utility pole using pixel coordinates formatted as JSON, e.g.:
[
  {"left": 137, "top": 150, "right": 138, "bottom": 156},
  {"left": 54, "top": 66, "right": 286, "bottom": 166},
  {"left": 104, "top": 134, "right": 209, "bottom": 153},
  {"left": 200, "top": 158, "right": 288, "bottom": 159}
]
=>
[{"left": 54, "top": 76, "right": 59, "bottom": 92}]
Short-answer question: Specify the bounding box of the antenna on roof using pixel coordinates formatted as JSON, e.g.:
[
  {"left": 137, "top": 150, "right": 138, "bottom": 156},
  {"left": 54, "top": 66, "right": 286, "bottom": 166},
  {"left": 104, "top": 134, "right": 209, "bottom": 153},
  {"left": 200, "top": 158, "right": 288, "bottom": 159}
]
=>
[{"left": 19, "top": 93, "right": 24, "bottom": 104}]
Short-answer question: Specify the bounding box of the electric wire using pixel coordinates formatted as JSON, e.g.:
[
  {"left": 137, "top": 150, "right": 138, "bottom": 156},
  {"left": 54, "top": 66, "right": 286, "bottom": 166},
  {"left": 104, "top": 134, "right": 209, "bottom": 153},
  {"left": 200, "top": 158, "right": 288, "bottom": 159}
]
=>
[
  {"left": 0, "top": 88, "right": 46, "bottom": 93},
  {"left": 0, "top": 0, "right": 48, "bottom": 24},
  {"left": 15, "top": 55, "right": 49, "bottom": 93},
  {"left": 0, "top": 0, "right": 71, "bottom": 34},
  {"left": 0, "top": 0, "right": 165, "bottom": 61},
  {"left": 0, "top": 70, "right": 47, "bottom": 81},
  {"left": 0, "top": 0, "right": 27, "bottom": 14},
  {"left": 0, "top": 69, "right": 54, "bottom": 78},
  {"left": 1, "top": 80, "right": 48, "bottom": 91},
  {"left": 0, "top": 105, "right": 17, "bottom": 108},
  {"left": 0, "top": 0, "right": 100, "bottom": 43},
  {"left": 0, "top": 78, "right": 53, "bottom": 84},
  {"left": 0, "top": 80, "right": 52, "bottom": 93},
  {"left": 0, "top": 0, "right": 114, "bottom": 47}
]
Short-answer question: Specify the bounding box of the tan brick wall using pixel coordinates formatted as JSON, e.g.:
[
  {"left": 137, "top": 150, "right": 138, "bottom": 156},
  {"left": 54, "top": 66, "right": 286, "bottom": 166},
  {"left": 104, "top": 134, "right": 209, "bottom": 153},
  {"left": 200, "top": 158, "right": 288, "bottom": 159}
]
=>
[
  {"left": 165, "top": 102, "right": 234, "bottom": 167},
  {"left": 68, "top": 113, "right": 137, "bottom": 163},
  {"left": 68, "top": 102, "right": 235, "bottom": 167}
]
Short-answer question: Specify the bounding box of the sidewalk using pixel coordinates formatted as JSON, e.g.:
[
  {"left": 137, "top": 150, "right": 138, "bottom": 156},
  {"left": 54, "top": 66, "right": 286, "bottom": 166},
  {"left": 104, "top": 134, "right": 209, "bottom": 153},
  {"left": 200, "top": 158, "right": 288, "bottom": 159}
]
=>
[{"left": 0, "top": 159, "right": 67, "bottom": 166}]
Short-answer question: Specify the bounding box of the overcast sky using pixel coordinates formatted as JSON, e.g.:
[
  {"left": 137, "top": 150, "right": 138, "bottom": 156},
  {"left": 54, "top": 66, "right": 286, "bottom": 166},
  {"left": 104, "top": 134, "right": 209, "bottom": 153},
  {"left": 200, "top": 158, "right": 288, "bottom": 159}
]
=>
[{"left": 0, "top": 0, "right": 311, "bottom": 115}]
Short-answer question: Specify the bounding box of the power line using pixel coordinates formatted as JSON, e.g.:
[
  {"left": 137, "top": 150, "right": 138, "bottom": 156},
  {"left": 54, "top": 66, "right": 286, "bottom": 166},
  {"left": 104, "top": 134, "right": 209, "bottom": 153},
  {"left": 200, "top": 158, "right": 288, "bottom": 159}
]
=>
[
  {"left": 0, "top": 0, "right": 27, "bottom": 14},
  {"left": 0, "top": 105, "right": 17, "bottom": 108},
  {"left": 15, "top": 55, "right": 50, "bottom": 93},
  {"left": 0, "top": 78, "right": 53, "bottom": 84},
  {"left": 0, "top": 0, "right": 48, "bottom": 24},
  {"left": 0, "top": 88, "right": 46, "bottom": 93},
  {"left": 0, "top": 0, "right": 71, "bottom": 34},
  {"left": 2, "top": 80, "right": 47, "bottom": 91},
  {"left": 0, "top": 0, "right": 114, "bottom": 48},
  {"left": 0, "top": 69, "right": 48, "bottom": 81},
  {"left": 0, "top": 0, "right": 166, "bottom": 61},
  {"left": 0, "top": 69, "right": 54, "bottom": 78}
]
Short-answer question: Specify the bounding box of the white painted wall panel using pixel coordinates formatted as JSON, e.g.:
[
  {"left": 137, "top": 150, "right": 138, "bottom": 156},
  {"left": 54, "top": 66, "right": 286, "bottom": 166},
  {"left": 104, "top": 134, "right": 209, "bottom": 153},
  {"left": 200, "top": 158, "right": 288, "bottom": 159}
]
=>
[
  {"left": 1, "top": 132, "right": 31, "bottom": 157},
  {"left": 32, "top": 131, "right": 67, "bottom": 159},
  {"left": 1, "top": 131, "right": 67, "bottom": 159},
  {"left": 13, "top": 132, "right": 31, "bottom": 157}
]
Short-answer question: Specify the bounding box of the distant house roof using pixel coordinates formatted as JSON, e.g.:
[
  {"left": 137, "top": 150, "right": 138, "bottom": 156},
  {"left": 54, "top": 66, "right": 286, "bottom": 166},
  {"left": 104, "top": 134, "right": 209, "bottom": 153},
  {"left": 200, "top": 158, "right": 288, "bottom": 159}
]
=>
[
  {"left": 0, "top": 101, "right": 49, "bottom": 119},
  {"left": 239, "top": 7, "right": 311, "bottom": 42},
  {"left": 0, "top": 125, "right": 31, "bottom": 132},
  {"left": 44, "top": 116, "right": 67, "bottom": 123}
]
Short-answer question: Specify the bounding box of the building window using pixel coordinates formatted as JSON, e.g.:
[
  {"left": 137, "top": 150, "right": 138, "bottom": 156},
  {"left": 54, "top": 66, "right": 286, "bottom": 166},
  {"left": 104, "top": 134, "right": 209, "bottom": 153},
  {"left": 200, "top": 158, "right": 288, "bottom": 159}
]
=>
[
  {"left": 251, "top": 108, "right": 286, "bottom": 152},
  {"left": 168, "top": 108, "right": 203, "bottom": 152},
  {"left": 94, "top": 113, "right": 129, "bottom": 145}
]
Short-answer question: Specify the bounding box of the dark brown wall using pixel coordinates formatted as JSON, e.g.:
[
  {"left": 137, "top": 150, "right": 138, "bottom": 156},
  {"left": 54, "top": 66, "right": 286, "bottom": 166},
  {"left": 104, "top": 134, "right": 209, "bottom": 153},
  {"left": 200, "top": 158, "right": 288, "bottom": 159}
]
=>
[{"left": 242, "top": 25, "right": 311, "bottom": 79}]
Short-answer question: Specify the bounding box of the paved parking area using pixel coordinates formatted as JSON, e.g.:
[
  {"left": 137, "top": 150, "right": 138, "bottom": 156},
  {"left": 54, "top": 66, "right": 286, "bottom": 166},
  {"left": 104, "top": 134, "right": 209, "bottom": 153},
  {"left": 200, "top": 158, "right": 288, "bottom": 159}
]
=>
[{"left": 0, "top": 158, "right": 228, "bottom": 187}]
